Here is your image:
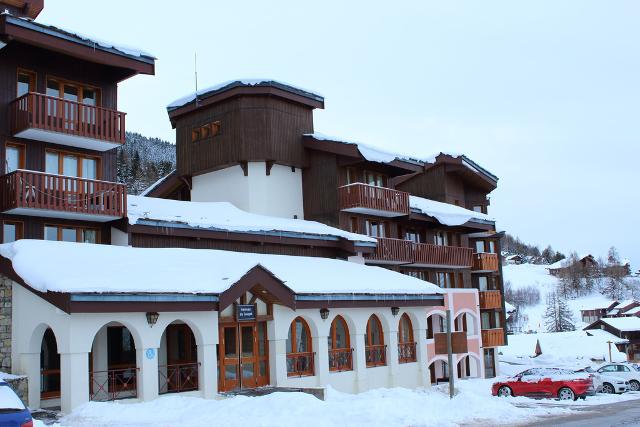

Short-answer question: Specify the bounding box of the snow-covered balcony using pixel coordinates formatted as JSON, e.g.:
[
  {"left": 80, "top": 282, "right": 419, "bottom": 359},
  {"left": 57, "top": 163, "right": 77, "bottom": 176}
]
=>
[
  {"left": 338, "top": 183, "right": 410, "bottom": 217},
  {"left": 9, "top": 93, "right": 126, "bottom": 151},
  {"left": 472, "top": 253, "right": 499, "bottom": 272},
  {"left": 481, "top": 328, "right": 505, "bottom": 347},
  {"left": 0, "top": 170, "right": 127, "bottom": 221},
  {"left": 479, "top": 290, "right": 502, "bottom": 310}
]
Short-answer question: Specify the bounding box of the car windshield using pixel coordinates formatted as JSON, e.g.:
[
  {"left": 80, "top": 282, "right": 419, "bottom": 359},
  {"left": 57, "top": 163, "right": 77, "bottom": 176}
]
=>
[{"left": 0, "top": 385, "right": 25, "bottom": 411}]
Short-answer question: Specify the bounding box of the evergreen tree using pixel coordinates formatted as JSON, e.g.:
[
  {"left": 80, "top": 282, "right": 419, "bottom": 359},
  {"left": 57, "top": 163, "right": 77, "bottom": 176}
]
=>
[{"left": 544, "top": 292, "right": 575, "bottom": 332}]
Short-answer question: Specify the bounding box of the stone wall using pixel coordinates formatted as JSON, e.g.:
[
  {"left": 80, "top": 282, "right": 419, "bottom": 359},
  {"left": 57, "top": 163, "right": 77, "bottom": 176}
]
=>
[
  {"left": 4, "top": 375, "right": 28, "bottom": 405},
  {"left": 0, "top": 276, "right": 11, "bottom": 371}
]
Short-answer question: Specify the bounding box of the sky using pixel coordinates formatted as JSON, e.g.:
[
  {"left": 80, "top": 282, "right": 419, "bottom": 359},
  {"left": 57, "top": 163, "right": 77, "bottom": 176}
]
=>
[{"left": 40, "top": 1, "right": 640, "bottom": 270}]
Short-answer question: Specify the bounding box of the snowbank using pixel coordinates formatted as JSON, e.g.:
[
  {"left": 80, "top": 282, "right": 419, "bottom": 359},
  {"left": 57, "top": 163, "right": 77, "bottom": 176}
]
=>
[
  {"left": 128, "top": 195, "right": 375, "bottom": 243},
  {"left": 410, "top": 196, "right": 494, "bottom": 226},
  {"left": 0, "top": 240, "right": 442, "bottom": 296},
  {"left": 53, "top": 382, "right": 571, "bottom": 427},
  {"left": 501, "top": 330, "right": 627, "bottom": 367}
]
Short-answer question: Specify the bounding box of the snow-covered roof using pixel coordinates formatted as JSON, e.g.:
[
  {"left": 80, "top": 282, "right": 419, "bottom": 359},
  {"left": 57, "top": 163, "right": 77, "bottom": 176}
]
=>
[
  {"left": 504, "top": 301, "right": 516, "bottom": 313},
  {"left": 127, "top": 195, "right": 375, "bottom": 244},
  {"left": 0, "top": 240, "right": 443, "bottom": 296},
  {"left": 304, "top": 132, "right": 423, "bottom": 165},
  {"left": 616, "top": 299, "right": 638, "bottom": 309},
  {"left": 624, "top": 306, "right": 640, "bottom": 315},
  {"left": 506, "top": 254, "right": 523, "bottom": 260},
  {"left": 584, "top": 328, "right": 630, "bottom": 345},
  {"left": 168, "top": 79, "right": 324, "bottom": 111},
  {"left": 409, "top": 196, "right": 494, "bottom": 226},
  {"left": 2, "top": 13, "right": 155, "bottom": 61},
  {"left": 599, "top": 317, "right": 640, "bottom": 332}
]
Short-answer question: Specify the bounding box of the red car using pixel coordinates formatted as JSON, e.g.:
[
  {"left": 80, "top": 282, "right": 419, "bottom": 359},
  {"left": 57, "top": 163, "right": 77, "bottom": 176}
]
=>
[{"left": 492, "top": 368, "right": 595, "bottom": 400}]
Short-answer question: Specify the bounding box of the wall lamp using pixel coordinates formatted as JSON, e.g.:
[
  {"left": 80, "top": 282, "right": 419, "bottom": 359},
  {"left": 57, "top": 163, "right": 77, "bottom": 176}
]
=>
[
  {"left": 320, "top": 308, "right": 330, "bottom": 320},
  {"left": 391, "top": 307, "right": 400, "bottom": 316},
  {"left": 146, "top": 312, "right": 159, "bottom": 327}
]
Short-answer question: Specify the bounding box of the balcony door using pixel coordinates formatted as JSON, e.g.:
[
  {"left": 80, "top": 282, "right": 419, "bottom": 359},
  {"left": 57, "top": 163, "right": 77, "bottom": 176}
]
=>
[{"left": 218, "top": 322, "right": 269, "bottom": 392}]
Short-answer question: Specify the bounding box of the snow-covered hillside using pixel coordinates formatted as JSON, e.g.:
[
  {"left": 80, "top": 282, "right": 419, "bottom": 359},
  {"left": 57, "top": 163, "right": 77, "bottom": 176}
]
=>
[{"left": 502, "top": 263, "right": 611, "bottom": 332}]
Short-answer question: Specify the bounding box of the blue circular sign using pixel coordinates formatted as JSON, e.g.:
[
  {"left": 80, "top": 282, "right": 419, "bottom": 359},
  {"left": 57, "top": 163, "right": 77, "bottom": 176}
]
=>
[{"left": 145, "top": 348, "right": 156, "bottom": 360}]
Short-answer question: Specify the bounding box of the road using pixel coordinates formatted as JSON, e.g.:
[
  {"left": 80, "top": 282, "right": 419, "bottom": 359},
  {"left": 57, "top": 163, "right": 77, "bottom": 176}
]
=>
[{"left": 521, "top": 399, "right": 640, "bottom": 427}]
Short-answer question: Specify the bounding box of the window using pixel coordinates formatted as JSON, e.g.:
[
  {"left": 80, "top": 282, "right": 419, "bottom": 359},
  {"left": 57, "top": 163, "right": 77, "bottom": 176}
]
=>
[
  {"left": 365, "top": 219, "right": 388, "bottom": 238},
  {"left": 17, "top": 70, "right": 36, "bottom": 97},
  {"left": 191, "top": 121, "right": 221, "bottom": 142},
  {"left": 286, "top": 317, "right": 313, "bottom": 377},
  {"left": 435, "top": 272, "right": 454, "bottom": 288},
  {"left": 364, "top": 171, "right": 386, "bottom": 187},
  {"left": 45, "top": 78, "right": 101, "bottom": 106},
  {"left": 406, "top": 270, "right": 427, "bottom": 281},
  {"left": 365, "top": 315, "right": 385, "bottom": 367},
  {"left": 44, "top": 225, "right": 98, "bottom": 243},
  {"left": 398, "top": 314, "right": 416, "bottom": 363},
  {"left": 472, "top": 205, "right": 484, "bottom": 213},
  {"left": 478, "top": 276, "right": 488, "bottom": 291},
  {"left": 434, "top": 231, "right": 449, "bottom": 246},
  {"left": 404, "top": 228, "right": 421, "bottom": 243},
  {"left": 45, "top": 150, "right": 100, "bottom": 179},
  {"left": 328, "top": 316, "right": 352, "bottom": 372},
  {"left": 427, "top": 314, "right": 445, "bottom": 339},
  {"left": 475, "top": 241, "right": 486, "bottom": 253},
  {"left": 2, "top": 222, "right": 23, "bottom": 243},
  {"left": 484, "top": 348, "right": 496, "bottom": 378},
  {"left": 5, "top": 143, "right": 25, "bottom": 173},
  {"left": 488, "top": 241, "right": 496, "bottom": 254},
  {"left": 481, "top": 312, "right": 491, "bottom": 330},
  {"left": 349, "top": 217, "right": 359, "bottom": 233},
  {"left": 494, "top": 312, "right": 502, "bottom": 328}
]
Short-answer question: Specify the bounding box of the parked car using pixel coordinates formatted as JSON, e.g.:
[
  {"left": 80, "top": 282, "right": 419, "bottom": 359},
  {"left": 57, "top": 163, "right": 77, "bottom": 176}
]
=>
[
  {"left": 492, "top": 368, "right": 595, "bottom": 400},
  {"left": 575, "top": 367, "right": 629, "bottom": 394},
  {"left": 0, "top": 381, "right": 32, "bottom": 427},
  {"left": 597, "top": 363, "right": 640, "bottom": 391}
]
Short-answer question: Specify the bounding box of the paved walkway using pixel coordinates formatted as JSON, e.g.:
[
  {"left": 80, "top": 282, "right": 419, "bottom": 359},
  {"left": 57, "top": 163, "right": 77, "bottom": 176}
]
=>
[{"left": 521, "top": 398, "right": 640, "bottom": 426}]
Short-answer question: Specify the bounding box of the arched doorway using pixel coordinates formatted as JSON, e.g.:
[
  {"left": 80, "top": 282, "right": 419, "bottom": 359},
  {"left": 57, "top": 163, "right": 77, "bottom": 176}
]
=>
[
  {"left": 159, "top": 322, "right": 199, "bottom": 394},
  {"left": 429, "top": 359, "right": 449, "bottom": 384},
  {"left": 89, "top": 322, "right": 138, "bottom": 401},
  {"left": 40, "top": 328, "right": 60, "bottom": 403}
]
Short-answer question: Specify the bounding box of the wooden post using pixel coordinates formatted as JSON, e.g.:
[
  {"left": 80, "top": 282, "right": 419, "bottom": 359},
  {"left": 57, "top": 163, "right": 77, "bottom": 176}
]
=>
[
  {"left": 446, "top": 309, "right": 454, "bottom": 399},
  {"left": 607, "top": 341, "right": 612, "bottom": 362}
]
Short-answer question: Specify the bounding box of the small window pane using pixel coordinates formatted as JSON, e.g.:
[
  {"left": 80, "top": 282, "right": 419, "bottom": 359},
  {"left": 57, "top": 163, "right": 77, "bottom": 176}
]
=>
[
  {"left": 17, "top": 73, "right": 33, "bottom": 97},
  {"left": 44, "top": 226, "right": 58, "bottom": 241},
  {"left": 61, "top": 228, "right": 76, "bottom": 242},
  {"left": 3, "top": 224, "right": 16, "bottom": 243},
  {"left": 5, "top": 146, "right": 20, "bottom": 173},
  {"left": 82, "top": 229, "right": 97, "bottom": 244},
  {"left": 489, "top": 241, "right": 496, "bottom": 254},
  {"left": 82, "top": 89, "right": 96, "bottom": 106},
  {"left": 46, "top": 80, "right": 60, "bottom": 98},
  {"left": 475, "top": 241, "right": 485, "bottom": 253},
  {"left": 63, "top": 155, "right": 78, "bottom": 177},
  {"left": 45, "top": 152, "right": 59, "bottom": 174},
  {"left": 63, "top": 85, "right": 78, "bottom": 102},
  {"left": 82, "top": 158, "right": 97, "bottom": 180}
]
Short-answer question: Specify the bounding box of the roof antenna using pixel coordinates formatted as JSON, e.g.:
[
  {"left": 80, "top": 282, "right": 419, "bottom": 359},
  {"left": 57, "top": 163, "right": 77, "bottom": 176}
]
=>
[{"left": 194, "top": 52, "right": 199, "bottom": 107}]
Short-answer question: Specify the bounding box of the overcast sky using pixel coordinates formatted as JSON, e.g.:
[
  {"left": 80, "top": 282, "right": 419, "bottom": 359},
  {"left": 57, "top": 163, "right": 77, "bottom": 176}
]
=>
[{"left": 41, "top": 1, "right": 639, "bottom": 269}]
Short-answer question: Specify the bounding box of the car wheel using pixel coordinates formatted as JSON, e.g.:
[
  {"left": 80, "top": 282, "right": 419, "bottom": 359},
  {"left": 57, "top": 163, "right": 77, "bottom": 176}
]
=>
[
  {"left": 601, "top": 383, "right": 615, "bottom": 394},
  {"left": 558, "top": 387, "right": 575, "bottom": 401},
  {"left": 629, "top": 380, "right": 640, "bottom": 392},
  {"left": 497, "top": 386, "right": 513, "bottom": 397}
]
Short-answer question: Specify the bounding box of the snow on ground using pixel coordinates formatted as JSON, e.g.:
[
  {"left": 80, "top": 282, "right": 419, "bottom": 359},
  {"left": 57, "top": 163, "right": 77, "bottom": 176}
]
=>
[{"left": 47, "top": 381, "right": 573, "bottom": 427}]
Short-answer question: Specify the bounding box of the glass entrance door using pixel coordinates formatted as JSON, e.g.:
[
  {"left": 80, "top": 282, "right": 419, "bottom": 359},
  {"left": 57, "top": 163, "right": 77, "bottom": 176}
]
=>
[{"left": 218, "top": 322, "right": 269, "bottom": 392}]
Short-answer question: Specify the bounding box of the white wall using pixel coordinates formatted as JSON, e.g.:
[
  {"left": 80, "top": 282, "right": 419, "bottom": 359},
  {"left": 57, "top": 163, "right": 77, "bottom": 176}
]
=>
[
  {"left": 110, "top": 227, "right": 129, "bottom": 246},
  {"left": 190, "top": 162, "right": 304, "bottom": 219}
]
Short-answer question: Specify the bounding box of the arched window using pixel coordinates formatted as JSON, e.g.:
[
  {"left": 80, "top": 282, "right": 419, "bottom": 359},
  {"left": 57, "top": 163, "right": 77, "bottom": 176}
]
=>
[
  {"left": 398, "top": 314, "right": 416, "bottom": 363},
  {"left": 286, "top": 317, "right": 314, "bottom": 377},
  {"left": 328, "top": 315, "right": 352, "bottom": 372},
  {"left": 427, "top": 313, "right": 445, "bottom": 339},
  {"left": 365, "top": 315, "right": 386, "bottom": 367}
]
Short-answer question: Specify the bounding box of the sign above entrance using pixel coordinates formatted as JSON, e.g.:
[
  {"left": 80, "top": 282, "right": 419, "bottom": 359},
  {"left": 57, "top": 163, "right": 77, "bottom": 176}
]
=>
[{"left": 236, "top": 304, "right": 257, "bottom": 321}]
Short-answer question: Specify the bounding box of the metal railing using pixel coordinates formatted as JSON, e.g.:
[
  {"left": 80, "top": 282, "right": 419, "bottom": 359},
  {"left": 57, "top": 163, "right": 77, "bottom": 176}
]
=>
[
  {"left": 329, "top": 348, "right": 353, "bottom": 372},
  {"left": 365, "top": 344, "right": 387, "bottom": 367},
  {"left": 158, "top": 363, "right": 199, "bottom": 394},
  {"left": 90, "top": 367, "right": 138, "bottom": 401},
  {"left": 398, "top": 342, "right": 417, "bottom": 364},
  {"left": 286, "top": 352, "right": 315, "bottom": 377}
]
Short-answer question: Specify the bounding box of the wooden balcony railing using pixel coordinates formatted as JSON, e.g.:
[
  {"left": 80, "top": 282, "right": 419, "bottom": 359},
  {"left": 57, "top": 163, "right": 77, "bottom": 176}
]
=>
[
  {"left": 481, "top": 328, "right": 505, "bottom": 347},
  {"left": 0, "top": 170, "right": 127, "bottom": 218},
  {"left": 338, "top": 183, "right": 409, "bottom": 216},
  {"left": 286, "top": 352, "right": 315, "bottom": 377},
  {"left": 472, "top": 253, "right": 499, "bottom": 271},
  {"left": 414, "top": 243, "right": 473, "bottom": 267},
  {"left": 9, "top": 92, "right": 126, "bottom": 145},
  {"left": 398, "top": 342, "right": 417, "bottom": 364},
  {"left": 434, "top": 331, "right": 468, "bottom": 355},
  {"left": 40, "top": 368, "right": 61, "bottom": 399},
  {"left": 329, "top": 348, "right": 353, "bottom": 372},
  {"left": 366, "top": 237, "right": 414, "bottom": 264},
  {"left": 158, "top": 363, "right": 199, "bottom": 394},
  {"left": 479, "top": 290, "right": 503, "bottom": 310}
]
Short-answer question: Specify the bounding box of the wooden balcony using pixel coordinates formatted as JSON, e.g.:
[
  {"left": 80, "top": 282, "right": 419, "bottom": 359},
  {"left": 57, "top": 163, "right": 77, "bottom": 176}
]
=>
[
  {"left": 472, "top": 253, "right": 499, "bottom": 272},
  {"left": 338, "top": 183, "right": 409, "bottom": 217},
  {"left": 0, "top": 170, "right": 127, "bottom": 221},
  {"left": 434, "top": 331, "right": 468, "bottom": 355},
  {"left": 413, "top": 243, "right": 473, "bottom": 268},
  {"left": 479, "top": 290, "right": 503, "bottom": 310},
  {"left": 365, "top": 237, "right": 413, "bottom": 264},
  {"left": 481, "top": 328, "right": 505, "bottom": 347},
  {"left": 9, "top": 92, "right": 126, "bottom": 151}
]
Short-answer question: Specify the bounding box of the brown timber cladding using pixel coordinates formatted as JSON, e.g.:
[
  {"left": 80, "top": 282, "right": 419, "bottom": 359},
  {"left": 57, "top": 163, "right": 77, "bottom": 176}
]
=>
[
  {"left": 472, "top": 253, "right": 499, "bottom": 271},
  {"left": 479, "top": 290, "right": 502, "bottom": 310},
  {"left": 338, "top": 183, "right": 410, "bottom": 215},
  {"left": 302, "top": 150, "right": 340, "bottom": 227},
  {"left": 366, "top": 237, "right": 473, "bottom": 267},
  {"left": 481, "top": 328, "right": 505, "bottom": 347},
  {"left": 175, "top": 96, "right": 314, "bottom": 176},
  {"left": 433, "top": 332, "right": 468, "bottom": 354}
]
